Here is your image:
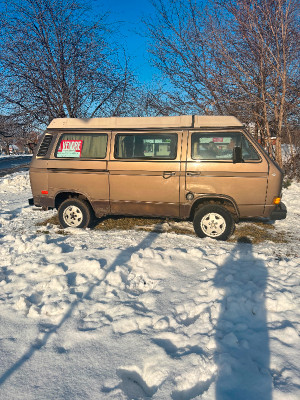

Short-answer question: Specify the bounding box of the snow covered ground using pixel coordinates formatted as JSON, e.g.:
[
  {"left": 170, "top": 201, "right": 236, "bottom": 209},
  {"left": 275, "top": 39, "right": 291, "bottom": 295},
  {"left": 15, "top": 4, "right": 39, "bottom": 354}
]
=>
[{"left": 0, "top": 171, "right": 299, "bottom": 400}]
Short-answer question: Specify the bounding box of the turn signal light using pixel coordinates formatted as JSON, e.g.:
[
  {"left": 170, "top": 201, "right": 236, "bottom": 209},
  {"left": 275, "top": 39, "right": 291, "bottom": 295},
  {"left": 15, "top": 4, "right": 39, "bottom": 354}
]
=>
[
  {"left": 41, "top": 190, "right": 48, "bottom": 195},
  {"left": 273, "top": 197, "right": 281, "bottom": 205}
]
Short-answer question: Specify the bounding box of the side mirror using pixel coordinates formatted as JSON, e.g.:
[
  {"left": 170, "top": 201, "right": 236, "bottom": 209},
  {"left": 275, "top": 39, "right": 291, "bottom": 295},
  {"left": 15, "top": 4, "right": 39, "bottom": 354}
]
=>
[{"left": 233, "top": 146, "right": 243, "bottom": 163}]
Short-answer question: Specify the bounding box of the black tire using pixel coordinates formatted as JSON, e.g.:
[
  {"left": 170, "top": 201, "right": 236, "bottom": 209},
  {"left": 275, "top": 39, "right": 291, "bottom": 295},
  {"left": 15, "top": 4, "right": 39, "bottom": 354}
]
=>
[
  {"left": 58, "top": 198, "right": 93, "bottom": 228},
  {"left": 193, "top": 204, "right": 235, "bottom": 241}
]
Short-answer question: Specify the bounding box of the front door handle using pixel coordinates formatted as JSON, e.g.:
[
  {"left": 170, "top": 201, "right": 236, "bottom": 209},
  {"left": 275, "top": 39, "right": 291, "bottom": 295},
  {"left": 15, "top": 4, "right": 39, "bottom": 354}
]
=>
[
  {"left": 187, "top": 171, "right": 201, "bottom": 176},
  {"left": 163, "top": 171, "right": 176, "bottom": 179}
]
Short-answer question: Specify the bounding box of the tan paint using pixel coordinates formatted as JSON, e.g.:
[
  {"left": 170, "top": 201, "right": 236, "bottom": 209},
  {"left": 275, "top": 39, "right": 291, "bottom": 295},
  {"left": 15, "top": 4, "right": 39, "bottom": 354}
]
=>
[
  {"left": 29, "top": 115, "right": 285, "bottom": 224},
  {"left": 47, "top": 115, "right": 242, "bottom": 130}
]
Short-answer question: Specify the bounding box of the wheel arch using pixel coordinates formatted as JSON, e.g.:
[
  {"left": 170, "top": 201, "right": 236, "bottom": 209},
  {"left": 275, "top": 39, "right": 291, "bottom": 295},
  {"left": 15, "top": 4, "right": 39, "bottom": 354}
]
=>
[
  {"left": 55, "top": 191, "right": 93, "bottom": 210},
  {"left": 189, "top": 195, "right": 239, "bottom": 222}
]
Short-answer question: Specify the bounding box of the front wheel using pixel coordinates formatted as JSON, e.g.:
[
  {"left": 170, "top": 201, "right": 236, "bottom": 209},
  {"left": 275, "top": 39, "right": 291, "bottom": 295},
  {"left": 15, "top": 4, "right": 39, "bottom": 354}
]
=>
[
  {"left": 58, "top": 198, "right": 93, "bottom": 228},
  {"left": 193, "top": 205, "right": 235, "bottom": 241}
]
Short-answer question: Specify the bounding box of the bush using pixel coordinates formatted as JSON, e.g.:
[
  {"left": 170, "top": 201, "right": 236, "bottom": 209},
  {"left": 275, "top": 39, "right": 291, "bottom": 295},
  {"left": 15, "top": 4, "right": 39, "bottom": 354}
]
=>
[
  {"left": 283, "top": 151, "right": 300, "bottom": 182},
  {"left": 283, "top": 178, "right": 292, "bottom": 189}
]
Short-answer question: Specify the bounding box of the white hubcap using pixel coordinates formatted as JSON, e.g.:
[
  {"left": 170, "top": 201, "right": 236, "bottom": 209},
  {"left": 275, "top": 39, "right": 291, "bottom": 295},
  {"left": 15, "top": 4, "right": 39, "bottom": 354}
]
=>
[
  {"left": 63, "top": 206, "right": 83, "bottom": 227},
  {"left": 201, "top": 212, "right": 226, "bottom": 237}
]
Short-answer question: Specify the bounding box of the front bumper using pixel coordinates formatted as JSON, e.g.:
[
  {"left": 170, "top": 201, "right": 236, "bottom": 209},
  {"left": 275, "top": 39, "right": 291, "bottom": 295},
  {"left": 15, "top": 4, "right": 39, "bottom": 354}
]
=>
[{"left": 269, "top": 202, "right": 287, "bottom": 220}]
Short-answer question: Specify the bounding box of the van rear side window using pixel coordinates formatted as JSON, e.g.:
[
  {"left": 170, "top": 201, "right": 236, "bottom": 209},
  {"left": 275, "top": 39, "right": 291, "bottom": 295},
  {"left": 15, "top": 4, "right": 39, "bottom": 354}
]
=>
[
  {"left": 115, "top": 133, "right": 177, "bottom": 159},
  {"left": 55, "top": 133, "right": 107, "bottom": 159}
]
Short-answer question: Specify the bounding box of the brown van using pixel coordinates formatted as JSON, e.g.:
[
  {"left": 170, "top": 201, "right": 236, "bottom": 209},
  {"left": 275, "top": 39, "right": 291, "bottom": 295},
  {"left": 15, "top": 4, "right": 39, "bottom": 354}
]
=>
[{"left": 28, "top": 115, "right": 286, "bottom": 240}]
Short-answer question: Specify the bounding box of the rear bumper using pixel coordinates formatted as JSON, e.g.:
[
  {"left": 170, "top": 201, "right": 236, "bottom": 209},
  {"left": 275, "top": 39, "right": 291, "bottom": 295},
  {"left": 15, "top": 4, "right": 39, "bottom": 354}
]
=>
[
  {"left": 28, "top": 196, "right": 54, "bottom": 209},
  {"left": 269, "top": 202, "right": 287, "bottom": 220}
]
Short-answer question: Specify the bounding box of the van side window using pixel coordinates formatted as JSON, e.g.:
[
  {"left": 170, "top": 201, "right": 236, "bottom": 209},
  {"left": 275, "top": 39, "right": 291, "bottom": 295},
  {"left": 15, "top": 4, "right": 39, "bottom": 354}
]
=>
[
  {"left": 191, "top": 132, "right": 260, "bottom": 161},
  {"left": 37, "top": 134, "right": 53, "bottom": 157},
  {"left": 115, "top": 134, "right": 177, "bottom": 159},
  {"left": 55, "top": 133, "right": 107, "bottom": 159},
  {"left": 240, "top": 135, "right": 260, "bottom": 161}
]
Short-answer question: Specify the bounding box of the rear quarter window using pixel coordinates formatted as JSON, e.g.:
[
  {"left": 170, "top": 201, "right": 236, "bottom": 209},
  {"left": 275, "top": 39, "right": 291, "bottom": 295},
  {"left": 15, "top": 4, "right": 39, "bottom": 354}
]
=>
[{"left": 55, "top": 133, "right": 108, "bottom": 159}]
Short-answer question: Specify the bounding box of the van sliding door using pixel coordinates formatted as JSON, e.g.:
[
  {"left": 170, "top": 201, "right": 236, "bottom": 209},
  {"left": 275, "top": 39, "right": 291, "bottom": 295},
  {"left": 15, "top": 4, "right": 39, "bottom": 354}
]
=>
[{"left": 108, "top": 131, "right": 182, "bottom": 217}]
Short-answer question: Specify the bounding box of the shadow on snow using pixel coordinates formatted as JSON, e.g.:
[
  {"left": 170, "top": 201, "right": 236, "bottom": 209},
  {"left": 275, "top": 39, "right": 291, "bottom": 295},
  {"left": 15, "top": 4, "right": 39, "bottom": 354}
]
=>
[
  {"left": 0, "top": 231, "right": 158, "bottom": 386},
  {"left": 214, "top": 237, "right": 272, "bottom": 400}
]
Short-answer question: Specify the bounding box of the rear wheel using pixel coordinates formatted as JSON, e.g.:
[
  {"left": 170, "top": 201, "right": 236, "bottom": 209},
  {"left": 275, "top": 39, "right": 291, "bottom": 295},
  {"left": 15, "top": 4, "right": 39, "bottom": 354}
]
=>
[
  {"left": 193, "top": 204, "right": 235, "bottom": 241},
  {"left": 58, "top": 198, "right": 92, "bottom": 228}
]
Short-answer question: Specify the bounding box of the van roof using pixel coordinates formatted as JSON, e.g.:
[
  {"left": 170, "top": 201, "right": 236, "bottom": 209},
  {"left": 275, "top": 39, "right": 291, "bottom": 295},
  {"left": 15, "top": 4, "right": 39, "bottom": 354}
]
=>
[{"left": 47, "top": 115, "right": 244, "bottom": 130}]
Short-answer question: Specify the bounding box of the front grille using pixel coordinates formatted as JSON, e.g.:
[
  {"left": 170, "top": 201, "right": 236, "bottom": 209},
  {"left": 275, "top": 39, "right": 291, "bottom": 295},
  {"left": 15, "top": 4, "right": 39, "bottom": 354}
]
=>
[{"left": 37, "top": 134, "right": 53, "bottom": 157}]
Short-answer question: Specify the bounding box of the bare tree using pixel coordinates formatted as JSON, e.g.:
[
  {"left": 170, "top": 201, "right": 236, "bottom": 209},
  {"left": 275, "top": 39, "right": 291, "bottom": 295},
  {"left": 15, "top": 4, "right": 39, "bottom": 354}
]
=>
[
  {"left": 0, "top": 0, "right": 137, "bottom": 129},
  {"left": 0, "top": 115, "right": 22, "bottom": 153},
  {"left": 208, "top": 0, "right": 300, "bottom": 167},
  {"left": 145, "top": 0, "right": 222, "bottom": 115},
  {"left": 145, "top": 0, "right": 300, "bottom": 168}
]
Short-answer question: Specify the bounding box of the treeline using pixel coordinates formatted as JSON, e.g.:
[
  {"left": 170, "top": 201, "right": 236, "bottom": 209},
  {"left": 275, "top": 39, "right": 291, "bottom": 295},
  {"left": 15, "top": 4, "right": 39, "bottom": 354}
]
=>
[{"left": 0, "top": 0, "right": 299, "bottom": 176}]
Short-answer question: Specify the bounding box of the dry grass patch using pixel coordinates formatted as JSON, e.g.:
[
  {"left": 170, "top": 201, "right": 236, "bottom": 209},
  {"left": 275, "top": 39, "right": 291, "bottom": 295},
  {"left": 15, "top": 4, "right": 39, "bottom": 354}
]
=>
[
  {"left": 93, "top": 216, "right": 195, "bottom": 235},
  {"left": 94, "top": 216, "right": 165, "bottom": 231},
  {"left": 36, "top": 214, "right": 60, "bottom": 226},
  {"left": 230, "top": 221, "right": 287, "bottom": 244},
  {"left": 36, "top": 213, "right": 288, "bottom": 243}
]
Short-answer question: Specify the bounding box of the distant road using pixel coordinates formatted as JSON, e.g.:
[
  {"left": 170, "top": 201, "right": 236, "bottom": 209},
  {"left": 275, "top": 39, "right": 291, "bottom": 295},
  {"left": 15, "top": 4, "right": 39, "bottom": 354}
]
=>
[{"left": 0, "top": 155, "right": 32, "bottom": 177}]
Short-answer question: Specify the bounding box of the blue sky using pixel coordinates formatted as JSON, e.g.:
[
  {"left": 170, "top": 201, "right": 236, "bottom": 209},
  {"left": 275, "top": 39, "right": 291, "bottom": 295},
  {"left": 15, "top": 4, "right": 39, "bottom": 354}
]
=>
[
  {"left": 97, "top": 0, "right": 157, "bottom": 84},
  {"left": 0, "top": 0, "right": 158, "bottom": 84}
]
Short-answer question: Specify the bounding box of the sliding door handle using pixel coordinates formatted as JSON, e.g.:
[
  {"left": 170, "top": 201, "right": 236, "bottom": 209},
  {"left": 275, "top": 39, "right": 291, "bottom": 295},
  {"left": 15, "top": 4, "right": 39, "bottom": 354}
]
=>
[
  {"left": 187, "top": 171, "right": 201, "bottom": 176},
  {"left": 163, "top": 171, "right": 176, "bottom": 179}
]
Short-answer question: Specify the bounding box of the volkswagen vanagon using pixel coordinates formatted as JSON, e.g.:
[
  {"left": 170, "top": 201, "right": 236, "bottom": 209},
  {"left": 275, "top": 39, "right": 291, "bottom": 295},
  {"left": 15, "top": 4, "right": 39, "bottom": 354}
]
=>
[{"left": 28, "top": 115, "right": 287, "bottom": 240}]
